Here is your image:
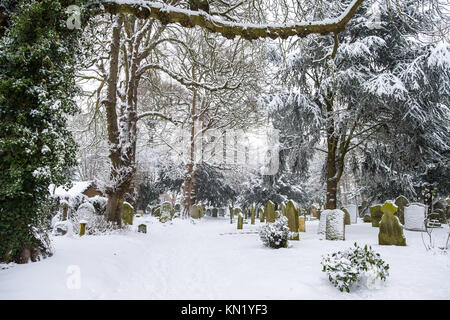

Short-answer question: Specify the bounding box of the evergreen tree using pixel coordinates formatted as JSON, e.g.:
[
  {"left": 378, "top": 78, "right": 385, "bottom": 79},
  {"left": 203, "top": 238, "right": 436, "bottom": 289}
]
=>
[{"left": 0, "top": 0, "right": 86, "bottom": 263}]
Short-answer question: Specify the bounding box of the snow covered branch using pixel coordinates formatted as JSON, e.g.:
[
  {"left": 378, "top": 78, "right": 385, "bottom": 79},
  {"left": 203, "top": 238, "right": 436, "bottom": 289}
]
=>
[{"left": 99, "top": 0, "right": 365, "bottom": 40}]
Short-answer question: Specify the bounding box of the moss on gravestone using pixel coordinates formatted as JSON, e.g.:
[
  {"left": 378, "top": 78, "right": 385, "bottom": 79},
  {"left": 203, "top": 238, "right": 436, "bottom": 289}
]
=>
[
  {"left": 370, "top": 204, "right": 383, "bottom": 227},
  {"left": 378, "top": 201, "right": 406, "bottom": 246}
]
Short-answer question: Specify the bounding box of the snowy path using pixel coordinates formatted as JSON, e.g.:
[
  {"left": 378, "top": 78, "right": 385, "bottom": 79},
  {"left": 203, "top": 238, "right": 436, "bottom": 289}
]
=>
[{"left": 1, "top": 216, "right": 449, "bottom": 299}]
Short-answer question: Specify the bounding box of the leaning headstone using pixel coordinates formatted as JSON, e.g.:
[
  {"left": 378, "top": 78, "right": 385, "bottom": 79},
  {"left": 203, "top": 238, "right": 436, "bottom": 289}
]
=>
[
  {"left": 138, "top": 224, "right": 147, "bottom": 233},
  {"left": 298, "top": 216, "right": 306, "bottom": 232},
  {"left": 212, "top": 208, "right": 218, "bottom": 218},
  {"left": 346, "top": 204, "right": 358, "bottom": 224},
  {"left": 285, "top": 201, "right": 299, "bottom": 240},
  {"left": 265, "top": 200, "right": 276, "bottom": 223},
  {"left": 153, "top": 206, "right": 161, "bottom": 217},
  {"left": 122, "top": 202, "right": 134, "bottom": 225},
  {"left": 378, "top": 201, "right": 406, "bottom": 246},
  {"left": 404, "top": 203, "right": 427, "bottom": 231},
  {"left": 236, "top": 208, "right": 243, "bottom": 229},
  {"left": 370, "top": 205, "right": 383, "bottom": 227},
  {"left": 341, "top": 207, "right": 351, "bottom": 225},
  {"left": 325, "top": 209, "right": 345, "bottom": 241},
  {"left": 318, "top": 209, "right": 331, "bottom": 235},
  {"left": 394, "top": 195, "right": 409, "bottom": 225}
]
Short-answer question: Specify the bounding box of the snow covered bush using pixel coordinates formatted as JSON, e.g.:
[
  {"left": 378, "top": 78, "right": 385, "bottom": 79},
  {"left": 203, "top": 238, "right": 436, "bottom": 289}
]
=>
[
  {"left": 321, "top": 243, "right": 389, "bottom": 292},
  {"left": 259, "top": 216, "right": 290, "bottom": 248}
]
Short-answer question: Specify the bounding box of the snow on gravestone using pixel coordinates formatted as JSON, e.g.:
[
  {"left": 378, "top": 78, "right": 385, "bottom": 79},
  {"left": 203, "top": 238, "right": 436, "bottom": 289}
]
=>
[
  {"left": 346, "top": 204, "right": 358, "bottom": 224},
  {"left": 318, "top": 210, "right": 332, "bottom": 235},
  {"left": 404, "top": 203, "right": 427, "bottom": 231},
  {"left": 325, "top": 209, "right": 345, "bottom": 241}
]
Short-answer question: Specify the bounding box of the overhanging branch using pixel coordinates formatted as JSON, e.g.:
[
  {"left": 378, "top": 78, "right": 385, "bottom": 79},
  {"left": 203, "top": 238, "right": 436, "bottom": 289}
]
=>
[{"left": 99, "top": 0, "right": 364, "bottom": 40}]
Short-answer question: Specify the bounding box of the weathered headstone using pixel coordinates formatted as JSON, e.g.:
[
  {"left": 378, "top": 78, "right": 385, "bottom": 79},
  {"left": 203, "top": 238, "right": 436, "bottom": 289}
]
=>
[
  {"left": 174, "top": 203, "right": 181, "bottom": 212},
  {"left": 325, "top": 209, "right": 345, "bottom": 240},
  {"left": 298, "top": 216, "right": 306, "bottom": 232},
  {"left": 219, "top": 208, "right": 225, "bottom": 217},
  {"left": 370, "top": 204, "right": 383, "bottom": 227},
  {"left": 346, "top": 204, "right": 358, "bottom": 224},
  {"left": 265, "top": 200, "right": 276, "bottom": 223},
  {"left": 206, "top": 208, "right": 211, "bottom": 216},
  {"left": 189, "top": 204, "right": 202, "bottom": 219},
  {"left": 404, "top": 203, "right": 427, "bottom": 231},
  {"left": 285, "top": 201, "right": 299, "bottom": 240},
  {"left": 250, "top": 205, "right": 255, "bottom": 225},
  {"left": 378, "top": 201, "right": 406, "bottom": 246},
  {"left": 138, "top": 224, "right": 147, "bottom": 233},
  {"left": 136, "top": 210, "right": 144, "bottom": 217},
  {"left": 122, "top": 202, "right": 134, "bottom": 225},
  {"left": 153, "top": 205, "right": 161, "bottom": 217},
  {"left": 341, "top": 207, "right": 351, "bottom": 225},
  {"left": 212, "top": 208, "right": 218, "bottom": 218},
  {"left": 394, "top": 195, "right": 409, "bottom": 225},
  {"left": 236, "top": 208, "right": 243, "bottom": 229},
  {"left": 363, "top": 214, "right": 372, "bottom": 223}
]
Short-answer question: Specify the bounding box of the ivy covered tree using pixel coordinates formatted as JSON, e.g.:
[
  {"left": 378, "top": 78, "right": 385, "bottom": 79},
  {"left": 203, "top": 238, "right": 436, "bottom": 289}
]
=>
[{"left": 0, "top": 0, "right": 86, "bottom": 263}]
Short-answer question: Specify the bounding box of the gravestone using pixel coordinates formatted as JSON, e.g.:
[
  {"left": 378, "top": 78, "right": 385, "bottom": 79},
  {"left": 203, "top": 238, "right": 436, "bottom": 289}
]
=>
[
  {"left": 250, "top": 205, "right": 255, "bottom": 225},
  {"left": 404, "top": 203, "right": 427, "bottom": 231},
  {"left": 153, "top": 205, "right": 161, "bottom": 217},
  {"left": 136, "top": 210, "right": 144, "bottom": 217},
  {"left": 318, "top": 209, "right": 331, "bottom": 235},
  {"left": 370, "top": 204, "right": 383, "bottom": 227},
  {"left": 122, "top": 202, "right": 134, "bottom": 225},
  {"left": 394, "top": 195, "right": 409, "bottom": 225},
  {"left": 236, "top": 208, "right": 243, "bottom": 229},
  {"left": 346, "top": 204, "right": 358, "bottom": 224},
  {"left": 190, "top": 204, "right": 202, "bottom": 220},
  {"left": 341, "top": 207, "right": 351, "bottom": 225},
  {"left": 325, "top": 209, "right": 345, "bottom": 241},
  {"left": 363, "top": 214, "right": 372, "bottom": 223},
  {"left": 60, "top": 198, "right": 69, "bottom": 221},
  {"left": 212, "top": 208, "right": 218, "bottom": 218},
  {"left": 219, "top": 208, "right": 225, "bottom": 217},
  {"left": 298, "top": 216, "right": 306, "bottom": 232},
  {"left": 79, "top": 220, "right": 87, "bottom": 236},
  {"left": 265, "top": 200, "right": 276, "bottom": 223},
  {"left": 206, "top": 208, "right": 211, "bottom": 216},
  {"left": 285, "top": 201, "right": 299, "bottom": 240},
  {"left": 378, "top": 201, "right": 406, "bottom": 246},
  {"left": 138, "top": 224, "right": 147, "bottom": 233}
]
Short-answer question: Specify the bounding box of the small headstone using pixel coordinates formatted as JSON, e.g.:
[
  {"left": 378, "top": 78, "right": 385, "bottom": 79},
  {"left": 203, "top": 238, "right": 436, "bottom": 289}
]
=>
[
  {"left": 378, "top": 201, "right": 406, "bottom": 246},
  {"left": 325, "top": 209, "right": 345, "bottom": 241},
  {"left": 136, "top": 210, "right": 144, "bottom": 217},
  {"left": 370, "top": 204, "right": 383, "bottom": 227},
  {"left": 138, "top": 224, "right": 147, "bottom": 233},
  {"left": 394, "top": 195, "right": 409, "bottom": 225},
  {"left": 363, "top": 214, "right": 372, "bottom": 223},
  {"left": 189, "top": 205, "right": 202, "bottom": 219},
  {"left": 311, "top": 204, "right": 320, "bottom": 219},
  {"left": 298, "top": 216, "right": 306, "bottom": 232},
  {"left": 219, "top": 208, "right": 225, "bottom": 217},
  {"left": 79, "top": 220, "right": 87, "bottom": 236},
  {"left": 259, "top": 208, "right": 264, "bottom": 223},
  {"left": 212, "top": 208, "right": 218, "bottom": 217}
]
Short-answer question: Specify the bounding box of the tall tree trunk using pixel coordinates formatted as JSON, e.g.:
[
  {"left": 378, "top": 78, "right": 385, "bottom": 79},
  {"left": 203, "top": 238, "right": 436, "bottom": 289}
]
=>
[
  {"left": 325, "top": 96, "right": 338, "bottom": 210},
  {"left": 104, "top": 15, "right": 124, "bottom": 226}
]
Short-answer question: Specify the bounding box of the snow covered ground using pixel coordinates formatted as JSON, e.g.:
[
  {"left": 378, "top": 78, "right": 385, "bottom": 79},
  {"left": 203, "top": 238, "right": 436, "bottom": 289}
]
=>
[{"left": 1, "top": 216, "right": 449, "bottom": 299}]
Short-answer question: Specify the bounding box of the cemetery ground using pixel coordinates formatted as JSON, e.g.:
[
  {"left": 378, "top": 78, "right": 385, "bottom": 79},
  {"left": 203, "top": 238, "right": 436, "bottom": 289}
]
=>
[{"left": 1, "top": 216, "right": 449, "bottom": 300}]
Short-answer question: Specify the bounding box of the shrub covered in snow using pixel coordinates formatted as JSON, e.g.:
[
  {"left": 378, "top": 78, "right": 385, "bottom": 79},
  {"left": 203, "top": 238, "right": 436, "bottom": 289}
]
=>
[
  {"left": 259, "top": 216, "right": 290, "bottom": 248},
  {"left": 321, "top": 243, "right": 389, "bottom": 292}
]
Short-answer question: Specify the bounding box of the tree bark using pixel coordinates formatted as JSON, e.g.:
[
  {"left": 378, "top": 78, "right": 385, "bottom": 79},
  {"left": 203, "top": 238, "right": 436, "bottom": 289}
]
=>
[{"left": 100, "top": 0, "right": 364, "bottom": 40}]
